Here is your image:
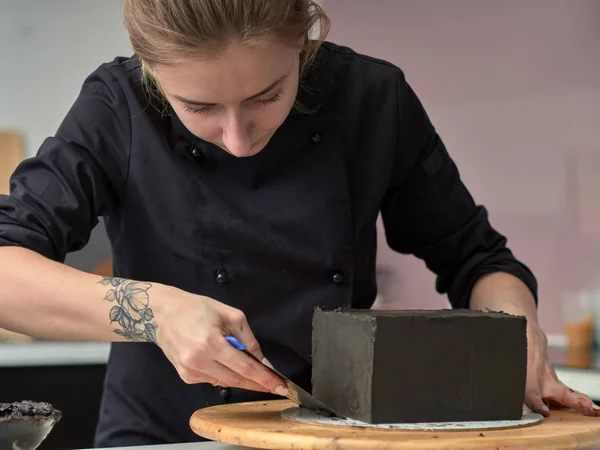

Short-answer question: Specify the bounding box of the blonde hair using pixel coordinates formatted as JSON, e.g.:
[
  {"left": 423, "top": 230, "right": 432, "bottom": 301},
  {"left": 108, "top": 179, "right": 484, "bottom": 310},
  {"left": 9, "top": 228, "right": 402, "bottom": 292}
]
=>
[{"left": 123, "top": 0, "right": 330, "bottom": 113}]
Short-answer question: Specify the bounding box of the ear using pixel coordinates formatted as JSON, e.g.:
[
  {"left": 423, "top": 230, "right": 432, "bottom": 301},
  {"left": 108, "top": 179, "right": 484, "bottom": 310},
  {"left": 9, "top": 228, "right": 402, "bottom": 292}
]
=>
[
  {"left": 298, "top": 35, "right": 306, "bottom": 53},
  {"left": 141, "top": 60, "right": 158, "bottom": 81},
  {"left": 140, "top": 60, "right": 169, "bottom": 102}
]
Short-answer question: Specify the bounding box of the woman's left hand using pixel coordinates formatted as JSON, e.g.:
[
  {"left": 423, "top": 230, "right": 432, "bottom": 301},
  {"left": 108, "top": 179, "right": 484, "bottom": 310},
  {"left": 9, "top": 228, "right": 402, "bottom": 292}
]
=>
[
  {"left": 525, "top": 321, "right": 600, "bottom": 417},
  {"left": 470, "top": 272, "right": 600, "bottom": 417}
]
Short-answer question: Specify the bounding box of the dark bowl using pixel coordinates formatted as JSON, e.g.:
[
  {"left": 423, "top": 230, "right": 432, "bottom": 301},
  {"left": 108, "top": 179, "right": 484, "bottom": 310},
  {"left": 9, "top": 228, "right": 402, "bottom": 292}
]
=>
[{"left": 0, "top": 401, "right": 61, "bottom": 450}]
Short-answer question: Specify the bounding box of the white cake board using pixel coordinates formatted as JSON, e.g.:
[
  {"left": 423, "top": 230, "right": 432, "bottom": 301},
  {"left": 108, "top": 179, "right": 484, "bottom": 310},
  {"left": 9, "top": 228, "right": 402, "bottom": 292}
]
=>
[{"left": 281, "top": 407, "right": 544, "bottom": 432}]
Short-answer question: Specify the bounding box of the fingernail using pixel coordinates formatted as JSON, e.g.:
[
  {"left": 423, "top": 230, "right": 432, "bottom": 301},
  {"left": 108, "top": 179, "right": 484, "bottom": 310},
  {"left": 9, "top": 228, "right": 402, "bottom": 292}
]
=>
[
  {"left": 261, "top": 357, "right": 274, "bottom": 369},
  {"left": 275, "top": 385, "right": 288, "bottom": 397},
  {"left": 541, "top": 405, "right": 550, "bottom": 415},
  {"left": 593, "top": 404, "right": 600, "bottom": 410}
]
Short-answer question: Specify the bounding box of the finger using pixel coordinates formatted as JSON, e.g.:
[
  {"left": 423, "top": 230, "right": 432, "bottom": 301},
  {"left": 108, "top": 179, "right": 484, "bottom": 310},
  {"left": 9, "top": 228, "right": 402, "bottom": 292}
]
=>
[
  {"left": 197, "top": 373, "right": 220, "bottom": 386},
  {"left": 178, "top": 361, "right": 271, "bottom": 392},
  {"left": 544, "top": 398, "right": 564, "bottom": 408},
  {"left": 203, "top": 374, "right": 219, "bottom": 386},
  {"left": 176, "top": 367, "right": 217, "bottom": 385},
  {"left": 203, "top": 360, "right": 271, "bottom": 393},
  {"left": 216, "top": 338, "right": 287, "bottom": 395},
  {"left": 524, "top": 388, "right": 550, "bottom": 417},
  {"left": 547, "top": 386, "right": 600, "bottom": 417}
]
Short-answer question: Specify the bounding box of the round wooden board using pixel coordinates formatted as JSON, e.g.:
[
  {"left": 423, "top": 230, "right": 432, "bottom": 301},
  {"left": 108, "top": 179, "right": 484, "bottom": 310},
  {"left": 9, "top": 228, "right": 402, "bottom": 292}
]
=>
[{"left": 190, "top": 400, "right": 600, "bottom": 450}]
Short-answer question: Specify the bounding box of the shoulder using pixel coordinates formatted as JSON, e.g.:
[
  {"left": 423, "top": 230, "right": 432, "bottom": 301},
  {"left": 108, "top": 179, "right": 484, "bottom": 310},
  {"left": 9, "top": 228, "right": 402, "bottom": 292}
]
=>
[
  {"left": 319, "top": 41, "right": 401, "bottom": 75},
  {"left": 316, "top": 41, "right": 405, "bottom": 90},
  {"left": 63, "top": 56, "right": 168, "bottom": 144},
  {"left": 52, "top": 56, "right": 152, "bottom": 169},
  {"left": 90, "top": 55, "right": 141, "bottom": 82},
  {"left": 79, "top": 56, "right": 145, "bottom": 105},
  {"left": 305, "top": 41, "right": 407, "bottom": 115}
]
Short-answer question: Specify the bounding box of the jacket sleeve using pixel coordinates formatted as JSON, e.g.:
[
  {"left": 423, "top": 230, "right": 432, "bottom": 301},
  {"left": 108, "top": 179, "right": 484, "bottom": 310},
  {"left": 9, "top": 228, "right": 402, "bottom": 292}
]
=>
[
  {"left": 380, "top": 70, "right": 537, "bottom": 309},
  {"left": 0, "top": 66, "right": 131, "bottom": 262}
]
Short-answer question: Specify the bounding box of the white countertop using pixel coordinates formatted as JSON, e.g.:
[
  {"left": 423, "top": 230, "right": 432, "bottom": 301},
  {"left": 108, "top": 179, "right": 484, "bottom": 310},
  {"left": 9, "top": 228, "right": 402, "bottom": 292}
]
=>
[
  {"left": 0, "top": 341, "right": 110, "bottom": 366},
  {"left": 1, "top": 342, "right": 599, "bottom": 401},
  {"left": 82, "top": 438, "right": 600, "bottom": 450},
  {"left": 0, "top": 333, "right": 580, "bottom": 368},
  {"left": 0, "top": 342, "right": 587, "bottom": 450},
  {"left": 79, "top": 443, "right": 259, "bottom": 450}
]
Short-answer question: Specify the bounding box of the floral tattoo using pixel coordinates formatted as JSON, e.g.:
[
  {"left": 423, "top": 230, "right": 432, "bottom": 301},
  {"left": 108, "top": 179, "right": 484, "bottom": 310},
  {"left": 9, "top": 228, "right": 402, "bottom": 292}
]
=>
[{"left": 98, "top": 277, "right": 157, "bottom": 342}]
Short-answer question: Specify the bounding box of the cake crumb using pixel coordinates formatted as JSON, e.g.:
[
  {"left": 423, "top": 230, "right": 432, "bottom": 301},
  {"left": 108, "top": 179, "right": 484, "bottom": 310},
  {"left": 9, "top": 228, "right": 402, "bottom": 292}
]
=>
[{"left": 0, "top": 401, "right": 61, "bottom": 420}]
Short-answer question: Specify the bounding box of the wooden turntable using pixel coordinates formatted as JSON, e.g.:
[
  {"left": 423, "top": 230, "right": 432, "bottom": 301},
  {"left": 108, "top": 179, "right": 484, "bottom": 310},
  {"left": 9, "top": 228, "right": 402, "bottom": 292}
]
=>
[{"left": 190, "top": 400, "right": 600, "bottom": 449}]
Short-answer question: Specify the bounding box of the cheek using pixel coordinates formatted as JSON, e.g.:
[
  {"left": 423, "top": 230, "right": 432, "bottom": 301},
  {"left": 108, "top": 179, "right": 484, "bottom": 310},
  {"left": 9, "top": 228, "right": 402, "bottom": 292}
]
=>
[
  {"left": 251, "top": 89, "right": 298, "bottom": 137},
  {"left": 173, "top": 107, "right": 222, "bottom": 142},
  {"left": 188, "top": 121, "right": 221, "bottom": 142},
  {"left": 252, "top": 101, "right": 293, "bottom": 134}
]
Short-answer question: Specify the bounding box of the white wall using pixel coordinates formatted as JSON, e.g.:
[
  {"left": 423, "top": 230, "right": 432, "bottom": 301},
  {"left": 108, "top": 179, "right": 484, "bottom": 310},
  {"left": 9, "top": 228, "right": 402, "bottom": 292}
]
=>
[
  {"left": 0, "top": 0, "right": 132, "bottom": 157},
  {"left": 0, "top": 0, "right": 131, "bottom": 270},
  {"left": 6, "top": 1, "right": 598, "bottom": 333},
  {"left": 325, "top": 0, "right": 600, "bottom": 333}
]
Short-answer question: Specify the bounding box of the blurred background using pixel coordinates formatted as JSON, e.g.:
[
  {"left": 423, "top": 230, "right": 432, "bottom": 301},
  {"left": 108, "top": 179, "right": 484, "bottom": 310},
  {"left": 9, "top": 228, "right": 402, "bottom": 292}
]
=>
[
  {"left": 0, "top": 0, "right": 599, "bottom": 448},
  {"left": 344, "top": 0, "right": 600, "bottom": 342}
]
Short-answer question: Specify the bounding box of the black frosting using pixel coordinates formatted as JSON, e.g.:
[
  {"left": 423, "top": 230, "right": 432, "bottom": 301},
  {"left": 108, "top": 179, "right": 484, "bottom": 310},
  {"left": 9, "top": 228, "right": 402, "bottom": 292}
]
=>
[
  {"left": 312, "top": 308, "right": 528, "bottom": 423},
  {"left": 0, "top": 401, "right": 61, "bottom": 421}
]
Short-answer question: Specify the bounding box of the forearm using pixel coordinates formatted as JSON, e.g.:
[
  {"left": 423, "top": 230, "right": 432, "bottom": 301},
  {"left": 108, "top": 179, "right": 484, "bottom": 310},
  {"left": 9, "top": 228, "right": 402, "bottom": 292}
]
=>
[
  {"left": 0, "top": 246, "right": 158, "bottom": 342},
  {"left": 469, "top": 271, "right": 539, "bottom": 326}
]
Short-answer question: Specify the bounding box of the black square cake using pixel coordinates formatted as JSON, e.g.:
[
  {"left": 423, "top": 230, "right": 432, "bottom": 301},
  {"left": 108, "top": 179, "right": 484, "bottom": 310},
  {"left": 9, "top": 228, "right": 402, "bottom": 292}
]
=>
[{"left": 311, "top": 309, "right": 527, "bottom": 423}]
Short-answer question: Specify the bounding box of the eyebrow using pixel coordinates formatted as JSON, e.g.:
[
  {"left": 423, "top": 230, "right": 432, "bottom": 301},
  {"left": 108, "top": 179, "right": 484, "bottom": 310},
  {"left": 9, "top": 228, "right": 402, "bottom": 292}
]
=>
[{"left": 172, "top": 74, "right": 289, "bottom": 107}]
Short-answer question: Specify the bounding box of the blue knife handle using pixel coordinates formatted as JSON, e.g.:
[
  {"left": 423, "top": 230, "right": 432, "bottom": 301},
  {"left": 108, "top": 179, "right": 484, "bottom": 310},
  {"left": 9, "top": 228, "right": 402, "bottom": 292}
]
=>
[{"left": 224, "top": 335, "right": 247, "bottom": 351}]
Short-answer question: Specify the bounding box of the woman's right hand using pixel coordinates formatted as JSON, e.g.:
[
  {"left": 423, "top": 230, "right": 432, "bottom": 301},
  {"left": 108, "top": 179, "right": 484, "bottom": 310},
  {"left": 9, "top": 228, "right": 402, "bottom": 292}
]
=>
[{"left": 153, "top": 284, "right": 288, "bottom": 396}]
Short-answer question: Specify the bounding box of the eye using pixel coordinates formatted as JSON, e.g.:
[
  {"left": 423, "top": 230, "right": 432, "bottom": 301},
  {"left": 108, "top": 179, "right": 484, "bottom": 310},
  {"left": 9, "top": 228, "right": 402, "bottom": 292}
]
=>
[
  {"left": 257, "top": 89, "right": 283, "bottom": 106},
  {"left": 182, "top": 104, "right": 215, "bottom": 115},
  {"left": 181, "top": 88, "right": 284, "bottom": 115}
]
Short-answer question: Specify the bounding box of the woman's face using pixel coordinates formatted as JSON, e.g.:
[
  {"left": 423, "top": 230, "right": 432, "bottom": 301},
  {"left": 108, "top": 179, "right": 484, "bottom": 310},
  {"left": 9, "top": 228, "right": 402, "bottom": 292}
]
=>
[{"left": 154, "top": 40, "right": 301, "bottom": 158}]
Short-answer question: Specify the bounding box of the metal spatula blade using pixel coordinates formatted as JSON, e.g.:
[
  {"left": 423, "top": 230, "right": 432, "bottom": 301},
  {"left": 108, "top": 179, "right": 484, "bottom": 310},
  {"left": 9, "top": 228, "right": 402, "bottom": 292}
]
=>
[{"left": 224, "top": 336, "right": 338, "bottom": 417}]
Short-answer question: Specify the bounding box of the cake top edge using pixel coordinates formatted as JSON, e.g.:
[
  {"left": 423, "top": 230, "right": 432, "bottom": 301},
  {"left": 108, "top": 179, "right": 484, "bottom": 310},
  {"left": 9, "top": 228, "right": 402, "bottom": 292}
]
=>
[{"left": 315, "top": 308, "right": 525, "bottom": 320}]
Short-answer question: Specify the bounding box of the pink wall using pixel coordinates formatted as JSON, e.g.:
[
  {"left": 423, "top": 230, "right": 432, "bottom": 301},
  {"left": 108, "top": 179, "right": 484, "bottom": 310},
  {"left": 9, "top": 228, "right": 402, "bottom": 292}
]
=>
[{"left": 324, "top": 0, "right": 600, "bottom": 333}]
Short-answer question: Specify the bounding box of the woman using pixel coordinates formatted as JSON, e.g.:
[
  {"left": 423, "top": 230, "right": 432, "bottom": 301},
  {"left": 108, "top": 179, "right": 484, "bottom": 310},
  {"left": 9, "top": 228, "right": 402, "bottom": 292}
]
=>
[{"left": 0, "top": 0, "right": 597, "bottom": 446}]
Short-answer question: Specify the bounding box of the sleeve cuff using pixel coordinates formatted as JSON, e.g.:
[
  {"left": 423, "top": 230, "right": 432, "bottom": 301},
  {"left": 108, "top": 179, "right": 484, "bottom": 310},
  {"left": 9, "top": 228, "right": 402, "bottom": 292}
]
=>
[{"left": 443, "top": 254, "right": 539, "bottom": 310}]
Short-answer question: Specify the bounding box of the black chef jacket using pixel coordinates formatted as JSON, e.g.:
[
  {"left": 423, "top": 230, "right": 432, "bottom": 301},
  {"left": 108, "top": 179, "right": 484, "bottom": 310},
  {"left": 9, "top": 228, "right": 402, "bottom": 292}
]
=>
[{"left": 0, "top": 41, "right": 537, "bottom": 446}]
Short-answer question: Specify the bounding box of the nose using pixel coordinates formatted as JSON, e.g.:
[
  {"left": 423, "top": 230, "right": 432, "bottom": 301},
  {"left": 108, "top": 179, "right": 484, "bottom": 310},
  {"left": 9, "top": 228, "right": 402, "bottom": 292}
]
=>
[{"left": 221, "top": 110, "right": 252, "bottom": 157}]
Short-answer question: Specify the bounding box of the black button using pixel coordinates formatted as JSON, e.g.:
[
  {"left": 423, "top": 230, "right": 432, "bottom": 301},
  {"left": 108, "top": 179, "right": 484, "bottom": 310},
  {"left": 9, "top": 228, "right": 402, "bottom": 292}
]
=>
[
  {"left": 219, "top": 388, "right": 231, "bottom": 400},
  {"left": 216, "top": 269, "right": 228, "bottom": 284},
  {"left": 192, "top": 147, "right": 201, "bottom": 157},
  {"left": 311, "top": 133, "right": 322, "bottom": 144},
  {"left": 332, "top": 272, "right": 344, "bottom": 284}
]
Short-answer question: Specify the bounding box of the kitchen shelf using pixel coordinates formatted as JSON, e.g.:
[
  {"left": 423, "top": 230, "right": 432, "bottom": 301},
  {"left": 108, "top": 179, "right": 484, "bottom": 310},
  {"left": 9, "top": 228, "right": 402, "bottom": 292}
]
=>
[
  {"left": 0, "top": 341, "right": 110, "bottom": 367},
  {"left": 0, "top": 341, "right": 598, "bottom": 402}
]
